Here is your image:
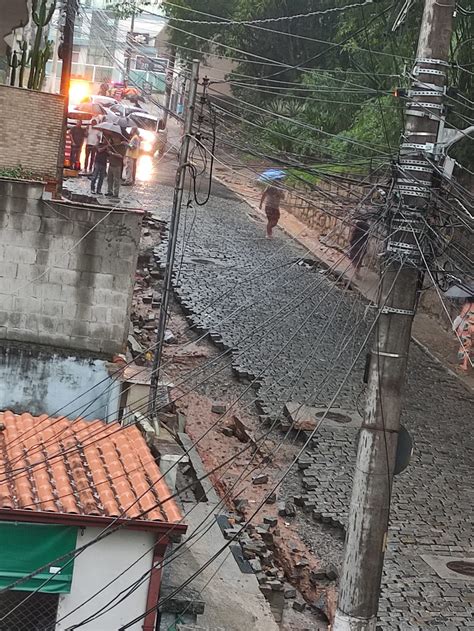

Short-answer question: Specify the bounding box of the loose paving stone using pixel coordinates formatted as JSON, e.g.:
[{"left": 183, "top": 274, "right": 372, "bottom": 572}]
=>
[
  {"left": 252, "top": 473, "right": 269, "bottom": 485},
  {"left": 211, "top": 402, "right": 227, "bottom": 414}
]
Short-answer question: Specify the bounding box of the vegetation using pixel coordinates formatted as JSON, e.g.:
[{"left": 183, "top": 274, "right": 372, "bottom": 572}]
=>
[
  {"left": 113, "top": 0, "right": 473, "bottom": 168},
  {"left": 0, "top": 166, "right": 34, "bottom": 180}
]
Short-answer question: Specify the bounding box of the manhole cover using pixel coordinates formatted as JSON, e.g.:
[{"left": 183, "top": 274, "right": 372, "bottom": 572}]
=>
[
  {"left": 316, "top": 411, "right": 352, "bottom": 424},
  {"left": 446, "top": 561, "right": 474, "bottom": 577}
]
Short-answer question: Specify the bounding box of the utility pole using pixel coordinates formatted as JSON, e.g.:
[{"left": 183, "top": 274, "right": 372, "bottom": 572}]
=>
[
  {"left": 148, "top": 59, "right": 200, "bottom": 422},
  {"left": 59, "top": 0, "right": 77, "bottom": 98},
  {"left": 333, "top": 1, "right": 456, "bottom": 629},
  {"left": 162, "top": 45, "right": 175, "bottom": 127},
  {"left": 57, "top": 0, "right": 77, "bottom": 196},
  {"left": 125, "top": 0, "right": 137, "bottom": 81}
]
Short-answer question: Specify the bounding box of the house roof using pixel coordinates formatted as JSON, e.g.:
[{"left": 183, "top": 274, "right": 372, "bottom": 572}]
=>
[{"left": 0, "top": 411, "right": 184, "bottom": 530}]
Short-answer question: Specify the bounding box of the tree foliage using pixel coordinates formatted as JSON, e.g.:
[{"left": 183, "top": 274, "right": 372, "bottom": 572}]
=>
[{"left": 116, "top": 0, "right": 473, "bottom": 167}]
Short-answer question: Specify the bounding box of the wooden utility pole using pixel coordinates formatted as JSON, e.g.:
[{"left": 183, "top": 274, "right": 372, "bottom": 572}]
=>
[
  {"left": 59, "top": 0, "right": 77, "bottom": 98},
  {"left": 148, "top": 60, "right": 200, "bottom": 421},
  {"left": 333, "top": 1, "right": 456, "bottom": 629}
]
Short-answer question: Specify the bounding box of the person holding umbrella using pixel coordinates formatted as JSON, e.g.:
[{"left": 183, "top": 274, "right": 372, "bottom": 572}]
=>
[
  {"left": 93, "top": 121, "right": 129, "bottom": 198},
  {"left": 259, "top": 170, "right": 286, "bottom": 239}
]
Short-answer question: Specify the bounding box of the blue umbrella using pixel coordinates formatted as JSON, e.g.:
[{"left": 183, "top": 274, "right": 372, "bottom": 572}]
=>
[{"left": 258, "top": 169, "right": 286, "bottom": 184}]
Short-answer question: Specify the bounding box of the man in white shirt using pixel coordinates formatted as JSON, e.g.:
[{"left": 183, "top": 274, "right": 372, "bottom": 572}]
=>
[{"left": 85, "top": 119, "right": 101, "bottom": 173}]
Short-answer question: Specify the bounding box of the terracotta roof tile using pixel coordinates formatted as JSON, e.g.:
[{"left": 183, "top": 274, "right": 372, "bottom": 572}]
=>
[{"left": 0, "top": 411, "right": 183, "bottom": 525}]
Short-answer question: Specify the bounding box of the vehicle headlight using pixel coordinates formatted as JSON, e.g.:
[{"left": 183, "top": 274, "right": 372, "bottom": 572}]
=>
[
  {"left": 142, "top": 141, "right": 153, "bottom": 153},
  {"left": 140, "top": 129, "right": 155, "bottom": 142}
]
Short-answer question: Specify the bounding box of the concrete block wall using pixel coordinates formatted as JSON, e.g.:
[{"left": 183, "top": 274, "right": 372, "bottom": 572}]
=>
[
  {"left": 0, "top": 84, "right": 64, "bottom": 181},
  {"left": 0, "top": 178, "right": 143, "bottom": 355}
]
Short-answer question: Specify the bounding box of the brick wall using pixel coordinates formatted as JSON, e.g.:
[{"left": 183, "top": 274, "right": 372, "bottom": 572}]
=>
[
  {"left": 0, "top": 178, "right": 143, "bottom": 355},
  {"left": 0, "top": 84, "right": 64, "bottom": 182}
]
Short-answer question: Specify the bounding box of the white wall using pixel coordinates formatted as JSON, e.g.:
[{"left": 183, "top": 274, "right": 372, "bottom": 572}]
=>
[
  {"left": 0, "top": 345, "right": 121, "bottom": 421},
  {"left": 56, "top": 527, "right": 156, "bottom": 631}
]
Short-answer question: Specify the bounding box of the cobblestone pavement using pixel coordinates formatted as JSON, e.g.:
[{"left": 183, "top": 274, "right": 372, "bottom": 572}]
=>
[{"left": 67, "top": 167, "right": 474, "bottom": 629}]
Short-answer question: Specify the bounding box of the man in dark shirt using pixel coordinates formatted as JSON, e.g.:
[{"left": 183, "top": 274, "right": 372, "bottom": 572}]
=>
[
  {"left": 106, "top": 136, "right": 128, "bottom": 198},
  {"left": 90, "top": 137, "right": 108, "bottom": 195},
  {"left": 69, "top": 121, "right": 87, "bottom": 170}
]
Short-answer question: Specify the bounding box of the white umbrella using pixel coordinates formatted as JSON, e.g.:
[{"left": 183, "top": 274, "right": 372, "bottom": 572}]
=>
[{"left": 93, "top": 121, "right": 128, "bottom": 137}]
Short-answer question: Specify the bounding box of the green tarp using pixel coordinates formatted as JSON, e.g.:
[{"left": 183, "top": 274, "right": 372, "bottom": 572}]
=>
[{"left": 0, "top": 522, "right": 78, "bottom": 593}]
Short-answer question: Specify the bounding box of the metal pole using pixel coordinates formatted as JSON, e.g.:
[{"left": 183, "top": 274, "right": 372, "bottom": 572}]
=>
[
  {"left": 148, "top": 59, "right": 200, "bottom": 419},
  {"left": 162, "top": 45, "right": 175, "bottom": 127},
  {"left": 125, "top": 0, "right": 136, "bottom": 81},
  {"left": 333, "top": 1, "right": 455, "bottom": 629}
]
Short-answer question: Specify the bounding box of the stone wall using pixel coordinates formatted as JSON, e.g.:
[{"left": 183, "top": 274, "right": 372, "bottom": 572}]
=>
[
  {"left": 0, "top": 84, "right": 64, "bottom": 183},
  {"left": 0, "top": 178, "right": 143, "bottom": 355},
  {"left": 283, "top": 178, "right": 383, "bottom": 267},
  {"left": 282, "top": 177, "right": 467, "bottom": 330}
]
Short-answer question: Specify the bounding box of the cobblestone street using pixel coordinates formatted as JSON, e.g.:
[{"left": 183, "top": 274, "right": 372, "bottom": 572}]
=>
[{"left": 67, "top": 159, "right": 474, "bottom": 629}]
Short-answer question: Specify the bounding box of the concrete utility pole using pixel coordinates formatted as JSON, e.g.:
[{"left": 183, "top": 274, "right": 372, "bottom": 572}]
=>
[
  {"left": 333, "top": 1, "right": 456, "bottom": 629},
  {"left": 162, "top": 45, "right": 175, "bottom": 127},
  {"left": 148, "top": 59, "right": 200, "bottom": 421}
]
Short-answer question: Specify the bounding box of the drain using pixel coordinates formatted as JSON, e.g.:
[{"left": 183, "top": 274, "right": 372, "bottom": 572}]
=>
[{"left": 446, "top": 561, "right": 474, "bottom": 577}]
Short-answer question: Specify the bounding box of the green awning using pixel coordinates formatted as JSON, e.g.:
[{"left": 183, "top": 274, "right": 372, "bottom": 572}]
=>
[{"left": 0, "top": 521, "right": 78, "bottom": 593}]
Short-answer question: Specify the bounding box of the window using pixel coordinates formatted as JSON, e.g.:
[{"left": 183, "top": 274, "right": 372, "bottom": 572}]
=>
[{"left": 0, "top": 591, "right": 59, "bottom": 630}]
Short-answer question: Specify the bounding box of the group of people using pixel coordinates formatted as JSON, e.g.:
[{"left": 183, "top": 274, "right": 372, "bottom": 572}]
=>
[{"left": 68, "top": 120, "right": 141, "bottom": 198}]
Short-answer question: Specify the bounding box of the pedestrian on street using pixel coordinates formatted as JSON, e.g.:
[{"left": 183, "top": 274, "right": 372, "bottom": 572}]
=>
[
  {"left": 69, "top": 120, "right": 86, "bottom": 171},
  {"left": 90, "top": 137, "right": 108, "bottom": 195},
  {"left": 260, "top": 184, "right": 285, "bottom": 239},
  {"left": 124, "top": 128, "right": 141, "bottom": 185},
  {"left": 453, "top": 297, "right": 474, "bottom": 372},
  {"left": 85, "top": 118, "right": 101, "bottom": 173},
  {"left": 348, "top": 218, "right": 370, "bottom": 278},
  {"left": 106, "top": 135, "right": 128, "bottom": 198}
]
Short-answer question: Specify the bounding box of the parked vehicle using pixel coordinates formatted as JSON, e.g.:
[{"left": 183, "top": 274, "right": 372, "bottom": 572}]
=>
[
  {"left": 81, "top": 95, "right": 118, "bottom": 109},
  {"left": 67, "top": 103, "right": 107, "bottom": 129},
  {"left": 109, "top": 103, "right": 146, "bottom": 119},
  {"left": 129, "top": 112, "right": 162, "bottom": 154}
]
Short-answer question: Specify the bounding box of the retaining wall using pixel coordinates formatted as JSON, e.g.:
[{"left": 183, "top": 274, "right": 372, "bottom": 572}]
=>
[{"left": 0, "top": 178, "right": 142, "bottom": 355}]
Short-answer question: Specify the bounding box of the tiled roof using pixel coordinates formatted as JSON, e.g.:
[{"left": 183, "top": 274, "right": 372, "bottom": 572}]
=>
[{"left": 0, "top": 411, "right": 183, "bottom": 525}]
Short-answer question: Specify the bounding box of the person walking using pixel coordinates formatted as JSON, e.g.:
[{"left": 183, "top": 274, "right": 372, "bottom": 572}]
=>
[
  {"left": 84, "top": 119, "right": 101, "bottom": 173},
  {"left": 348, "top": 218, "right": 370, "bottom": 278},
  {"left": 90, "top": 137, "right": 108, "bottom": 195},
  {"left": 454, "top": 297, "right": 474, "bottom": 372},
  {"left": 259, "top": 184, "right": 285, "bottom": 239},
  {"left": 106, "top": 135, "right": 128, "bottom": 198},
  {"left": 123, "top": 128, "right": 140, "bottom": 185},
  {"left": 69, "top": 121, "right": 86, "bottom": 171}
]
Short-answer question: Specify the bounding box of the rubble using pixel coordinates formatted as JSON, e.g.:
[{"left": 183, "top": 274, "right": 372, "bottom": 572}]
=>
[
  {"left": 252, "top": 473, "right": 269, "bottom": 485},
  {"left": 211, "top": 402, "right": 227, "bottom": 414}
]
